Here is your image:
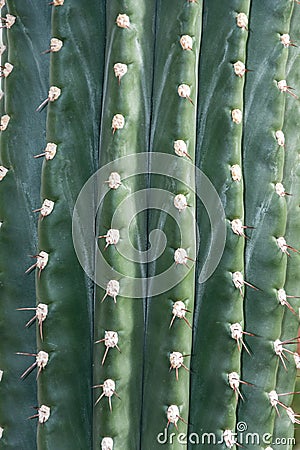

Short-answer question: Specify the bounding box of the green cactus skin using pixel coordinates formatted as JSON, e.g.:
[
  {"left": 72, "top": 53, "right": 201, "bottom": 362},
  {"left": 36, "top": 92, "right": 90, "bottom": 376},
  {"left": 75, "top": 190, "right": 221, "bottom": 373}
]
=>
[
  {"left": 36, "top": 2, "right": 105, "bottom": 449},
  {"left": 140, "top": 2, "right": 202, "bottom": 448},
  {"left": 272, "top": 6, "right": 300, "bottom": 448},
  {"left": 0, "top": 1, "right": 50, "bottom": 448},
  {"left": 238, "top": 2, "right": 294, "bottom": 447},
  {"left": 189, "top": 2, "right": 250, "bottom": 448},
  {"left": 92, "top": 2, "right": 155, "bottom": 449}
]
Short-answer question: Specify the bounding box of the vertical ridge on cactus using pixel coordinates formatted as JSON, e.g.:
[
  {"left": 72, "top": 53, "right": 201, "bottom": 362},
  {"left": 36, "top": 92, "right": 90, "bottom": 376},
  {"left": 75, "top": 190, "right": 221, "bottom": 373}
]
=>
[
  {"left": 189, "top": 1, "right": 250, "bottom": 447},
  {"left": 93, "top": 1, "right": 155, "bottom": 448},
  {"left": 141, "top": 1, "right": 202, "bottom": 448},
  {"left": 272, "top": 4, "right": 300, "bottom": 447},
  {"left": 36, "top": 1, "right": 105, "bottom": 449},
  {"left": 238, "top": 1, "right": 293, "bottom": 446},
  {"left": 0, "top": 1, "right": 51, "bottom": 448}
]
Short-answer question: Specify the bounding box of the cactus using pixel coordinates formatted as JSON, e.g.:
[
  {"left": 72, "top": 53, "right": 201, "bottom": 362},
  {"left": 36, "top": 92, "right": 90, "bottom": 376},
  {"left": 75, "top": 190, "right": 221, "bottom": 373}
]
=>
[{"left": 1, "top": 1, "right": 300, "bottom": 450}]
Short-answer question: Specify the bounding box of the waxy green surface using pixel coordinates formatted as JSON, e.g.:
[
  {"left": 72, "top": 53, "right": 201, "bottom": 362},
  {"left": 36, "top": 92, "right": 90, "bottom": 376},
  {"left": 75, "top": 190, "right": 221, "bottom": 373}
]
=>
[
  {"left": 238, "top": 2, "right": 293, "bottom": 448},
  {"left": 189, "top": 1, "right": 250, "bottom": 448},
  {"left": 0, "top": 1, "right": 50, "bottom": 448},
  {"left": 36, "top": 1, "right": 105, "bottom": 449}
]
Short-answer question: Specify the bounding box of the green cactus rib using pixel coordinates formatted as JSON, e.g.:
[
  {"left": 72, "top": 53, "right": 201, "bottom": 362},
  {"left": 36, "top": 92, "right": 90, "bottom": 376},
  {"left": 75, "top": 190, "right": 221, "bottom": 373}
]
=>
[
  {"left": 0, "top": 1, "right": 50, "bottom": 448},
  {"left": 140, "top": 2, "right": 202, "bottom": 448},
  {"left": 238, "top": 2, "right": 294, "bottom": 447},
  {"left": 35, "top": 2, "right": 105, "bottom": 449},
  {"left": 188, "top": 2, "right": 250, "bottom": 448},
  {"left": 93, "top": 2, "right": 155, "bottom": 449},
  {"left": 272, "top": 6, "right": 300, "bottom": 448}
]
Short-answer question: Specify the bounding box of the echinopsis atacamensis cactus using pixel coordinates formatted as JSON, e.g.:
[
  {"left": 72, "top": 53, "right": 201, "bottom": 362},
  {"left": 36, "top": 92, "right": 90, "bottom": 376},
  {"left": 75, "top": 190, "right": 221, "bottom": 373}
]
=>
[{"left": 1, "top": 1, "right": 300, "bottom": 449}]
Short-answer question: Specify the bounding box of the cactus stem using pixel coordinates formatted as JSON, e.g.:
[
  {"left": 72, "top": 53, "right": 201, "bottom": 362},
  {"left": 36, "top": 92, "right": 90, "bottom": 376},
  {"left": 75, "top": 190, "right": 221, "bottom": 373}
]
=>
[
  {"left": 169, "top": 300, "right": 192, "bottom": 329},
  {"left": 36, "top": 86, "right": 61, "bottom": 112},
  {"left": 16, "top": 303, "right": 48, "bottom": 340},
  {"left": 169, "top": 352, "right": 190, "bottom": 381},
  {"left": 16, "top": 351, "right": 49, "bottom": 379},
  {"left": 230, "top": 323, "right": 254, "bottom": 355},
  {"left": 277, "top": 80, "right": 298, "bottom": 99},
  {"left": 101, "top": 280, "right": 120, "bottom": 303},
  {"left": 232, "top": 271, "right": 258, "bottom": 296},
  {"left": 25, "top": 251, "right": 49, "bottom": 277}
]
